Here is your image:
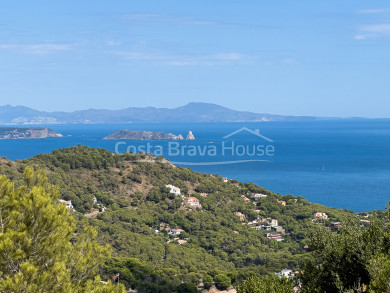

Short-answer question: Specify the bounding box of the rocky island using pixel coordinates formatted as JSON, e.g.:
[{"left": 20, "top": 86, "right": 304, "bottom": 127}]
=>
[
  {"left": 104, "top": 130, "right": 184, "bottom": 140},
  {"left": 186, "top": 130, "right": 195, "bottom": 140},
  {"left": 0, "top": 127, "right": 63, "bottom": 139}
]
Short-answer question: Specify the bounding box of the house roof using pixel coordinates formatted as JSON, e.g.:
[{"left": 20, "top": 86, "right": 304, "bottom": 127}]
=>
[
  {"left": 169, "top": 228, "right": 184, "bottom": 232},
  {"left": 185, "top": 197, "right": 199, "bottom": 201}
]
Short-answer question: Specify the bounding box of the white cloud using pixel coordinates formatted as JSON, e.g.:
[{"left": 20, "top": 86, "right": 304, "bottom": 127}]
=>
[
  {"left": 114, "top": 51, "right": 254, "bottom": 66},
  {"left": 356, "top": 8, "right": 390, "bottom": 14},
  {"left": 0, "top": 43, "right": 73, "bottom": 55},
  {"left": 355, "top": 23, "right": 390, "bottom": 40}
]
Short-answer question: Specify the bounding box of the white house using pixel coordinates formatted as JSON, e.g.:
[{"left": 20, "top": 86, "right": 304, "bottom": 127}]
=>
[
  {"left": 270, "top": 219, "right": 278, "bottom": 227},
  {"left": 276, "top": 269, "right": 293, "bottom": 279},
  {"left": 168, "top": 228, "right": 183, "bottom": 236},
  {"left": 184, "top": 197, "right": 201, "bottom": 208},
  {"left": 253, "top": 193, "right": 268, "bottom": 200},
  {"left": 262, "top": 218, "right": 278, "bottom": 227},
  {"left": 266, "top": 233, "right": 284, "bottom": 241},
  {"left": 166, "top": 184, "right": 181, "bottom": 196},
  {"left": 59, "top": 199, "right": 74, "bottom": 210}
]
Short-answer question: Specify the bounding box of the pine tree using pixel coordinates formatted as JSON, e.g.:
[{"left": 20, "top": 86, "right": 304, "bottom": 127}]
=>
[
  {"left": 0, "top": 167, "right": 125, "bottom": 292},
  {"left": 237, "top": 275, "right": 294, "bottom": 293}
]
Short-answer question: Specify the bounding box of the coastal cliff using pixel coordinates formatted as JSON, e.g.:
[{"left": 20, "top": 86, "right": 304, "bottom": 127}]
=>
[
  {"left": 186, "top": 131, "right": 195, "bottom": 140},
  {"left": 104, "top": 130, "right": 184, "bottom": 140},
  {"left": 0, "top": 127, "right": 63, "bottom": 139}
]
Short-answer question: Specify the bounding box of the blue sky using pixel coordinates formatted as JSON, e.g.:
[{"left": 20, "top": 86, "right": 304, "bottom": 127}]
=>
[{"left": 0, "top": 1, "right": 389, "bottom": 117}]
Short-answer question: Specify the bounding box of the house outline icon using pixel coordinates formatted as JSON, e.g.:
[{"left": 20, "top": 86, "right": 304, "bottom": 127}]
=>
[{"left": 223, "top": 127, "right": 274, "bottom": 142}]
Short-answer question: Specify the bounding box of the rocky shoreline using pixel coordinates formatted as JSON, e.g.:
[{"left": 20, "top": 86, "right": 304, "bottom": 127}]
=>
[
  {"left": 104, "top": 130, "right": 196, "bottom": 140},
  {"left": 104, "top": 130, "right": 184, "bottom": 140},
  {"left": 0, "top": 127, "right": 63, "bottom": 139}
]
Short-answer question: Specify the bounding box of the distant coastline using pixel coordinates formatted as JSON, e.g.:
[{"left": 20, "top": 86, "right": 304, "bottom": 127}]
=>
[
  {"left": 0, "top": 120, "right": 388, "bottom": 212},
  {"left": 0, "top": 102, "right": 366, "bottom": 125},
  {"left": 104, "top": 130, "right": 184, "bottom": 140},
  {"left": 0, "top": 127, "right": 63, "bottom": 139}
]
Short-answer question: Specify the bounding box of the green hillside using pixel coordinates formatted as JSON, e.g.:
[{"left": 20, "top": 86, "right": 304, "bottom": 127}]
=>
[{"left": 0, "top": 146, "right": 372, "bottom": 291}]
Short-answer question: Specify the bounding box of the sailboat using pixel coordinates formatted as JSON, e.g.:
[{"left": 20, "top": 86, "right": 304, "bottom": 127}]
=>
[{"left": 322, "top": 165, "right": 325, "bottom": 171}]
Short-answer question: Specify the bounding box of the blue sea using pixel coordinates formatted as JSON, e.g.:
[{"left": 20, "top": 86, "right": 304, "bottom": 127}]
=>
[{"left": 0, "top": 120, "right": 389, "bottom": 212}]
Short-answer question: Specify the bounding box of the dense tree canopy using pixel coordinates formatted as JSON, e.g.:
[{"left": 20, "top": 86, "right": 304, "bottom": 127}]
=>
[
  {"left": 237, "top": 275, "right": 294, "bottom": 293},
  {"left": 0, "top": 146, "right": 381, "bottom": 291},
  {"left": 0, "top": 167, "right": 125, "bottom": 292},
  {"left": 300, "top": 212, "right": 390, "bottom": 292}
]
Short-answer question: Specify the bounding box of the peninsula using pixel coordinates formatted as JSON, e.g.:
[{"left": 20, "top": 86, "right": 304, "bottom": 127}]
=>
[
  {"left": 0, "top": 127, "right": 63, "bottom": 139},
  {"left": 104, "top": 130, "right": 183, "bottom": 140}
]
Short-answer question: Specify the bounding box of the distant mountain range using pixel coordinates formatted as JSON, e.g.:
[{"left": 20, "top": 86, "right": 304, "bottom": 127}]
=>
[{"left": 0, "top": 102, "right": 345, "bottom": 124}]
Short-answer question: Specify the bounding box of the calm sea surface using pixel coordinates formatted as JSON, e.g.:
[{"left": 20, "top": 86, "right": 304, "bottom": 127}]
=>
[{"left": 0, "top": 120, "right": 389, "bottom": 212}]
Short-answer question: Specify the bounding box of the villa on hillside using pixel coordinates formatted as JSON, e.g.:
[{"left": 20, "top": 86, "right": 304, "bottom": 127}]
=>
[
  {"left": 278, "top": 200, "right": 286, "bottom": 206},
  {"left": 168, "top": 228, "right": 184, "bottom": 236},
  {"left": 331, "top": 221, "right": 341, "bottom": 231},
  {"left": 261, "top": 218, "right": 278, "bottom": 227},
  {"left": 184, "top": 197, "right": 201, "bottom": 209},
  {"left": 254, "top": 218, "right": 285, "bottom": 234},
  {"left": 276, "top": 269, "right": 293, "bottom": 279},
  {"left": 234, "top": 212, "right": 246, "bottom": 221},
  {"left": 266, "top": 233, "right": 284, "bottom": 241},
  {"left": 313, "top": 212, "right": 328, "bottom": 219},
  {"left": 222, "top": 177, "right": 229, "bottom": 183},
  {"left": 241, "top": 195, "right": 250, "bottom": 203},
  {"left": 166, "top": 184, "right": 181, "bottom": 196},
  {"left": 247, "top": 221, "right": 256, "bottom": 226},
  {"left": 360, "top": 219, "right": 370, "bottom": 224},
  {"left": 252, "top": 193, "right": 268, "bottom": 200},
  {"left": 59, "top": 199, "right": 74, "bottom": 210}
]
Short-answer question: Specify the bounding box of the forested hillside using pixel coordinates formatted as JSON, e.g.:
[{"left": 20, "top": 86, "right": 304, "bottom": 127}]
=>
[{"left": 0, "top": 146, "right": 377, "bottom": 292}]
